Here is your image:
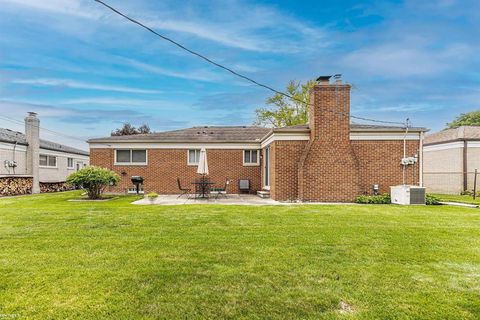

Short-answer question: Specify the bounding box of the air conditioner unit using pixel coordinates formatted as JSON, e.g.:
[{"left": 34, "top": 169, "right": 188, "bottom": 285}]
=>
[{"left": 390, "top": 185, "right": 426, "bottom": 205}]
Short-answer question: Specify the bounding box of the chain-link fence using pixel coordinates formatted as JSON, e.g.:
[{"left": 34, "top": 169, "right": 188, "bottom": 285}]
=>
[{"left": 423, "top": 170, "right": 479, "bottom": 195}]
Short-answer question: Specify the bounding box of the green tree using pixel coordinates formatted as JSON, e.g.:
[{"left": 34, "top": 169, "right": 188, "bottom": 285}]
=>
[
  {"left": 111, "top": 122, "right": 151, "bottom": 136},
  {"left": 447, "top": 110, "right": 480, "bottom": 129},
  {"left": 254, "top": 80, "right": 315, "bottom": 127},
  {"left": 66, "top": 166, "right": 120, "bottom": 199}
]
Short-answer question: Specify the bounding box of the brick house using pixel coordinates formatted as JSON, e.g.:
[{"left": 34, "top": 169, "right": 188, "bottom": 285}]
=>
[{"left": 89, "top": 76, "right": 426, "bottom": 202}]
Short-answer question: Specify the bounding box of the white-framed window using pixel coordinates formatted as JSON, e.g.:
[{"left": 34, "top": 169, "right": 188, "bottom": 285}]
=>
[
  {"left": 67, "top": 158, "right": 74, "bottom": 169},
  {"left": 115, "top": 149, "right": 147, "bottom": 165},
  {"left": 39, "top": 154, "right": 57, "bottom": 167},
  {"left": 243, "top": 149, "right": 259, "bottom": 166},
  {"left": 187, "top": 149, "right": 201, "bottom": 165}
]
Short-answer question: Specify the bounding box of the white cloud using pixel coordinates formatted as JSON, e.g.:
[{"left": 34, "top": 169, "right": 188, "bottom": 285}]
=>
[{"left": 11, "top": 78, "right": 162, "bottom": 94}]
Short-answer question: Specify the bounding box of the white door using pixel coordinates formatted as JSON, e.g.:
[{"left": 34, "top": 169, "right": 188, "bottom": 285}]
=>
[{"left": 263, "top": 147, "right": 270, "bottom": 189}]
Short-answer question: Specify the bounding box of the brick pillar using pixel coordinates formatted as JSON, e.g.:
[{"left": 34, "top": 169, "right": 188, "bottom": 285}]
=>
[{"left": 298, "top": 76, "right": 360, "bottom": 202}]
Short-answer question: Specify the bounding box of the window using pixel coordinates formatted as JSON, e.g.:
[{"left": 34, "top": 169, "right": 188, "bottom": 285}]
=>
[
  {"left": 67, "top": 158, "right": 74, "bottom": 169},
  {"left": 40, "top": 154, "right": 57, "bottom": 167},
  {"left": 115, "top": 149, "right": 147, "bottom": 165},
  {"left": 188, "top": 149, "right": 201, "bottom": 165},
  {"left": 243, "top": 149, "right": 259, "bottom": 166}
]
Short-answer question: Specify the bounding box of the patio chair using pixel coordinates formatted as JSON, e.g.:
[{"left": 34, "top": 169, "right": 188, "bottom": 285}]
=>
[
  {"left": 211, "top": 179, "right": 230, "bottom": 199},
  {"left": 238, "top": 179, "right": 250, "bottom": 194},
  {"left": 177, "top": 178, "right": 191, "bottom": 198}
]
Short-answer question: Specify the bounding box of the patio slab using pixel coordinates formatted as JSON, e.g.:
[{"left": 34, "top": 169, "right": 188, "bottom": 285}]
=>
[{"left": 132, "top": 194, "right": 357, "bottom": 206}]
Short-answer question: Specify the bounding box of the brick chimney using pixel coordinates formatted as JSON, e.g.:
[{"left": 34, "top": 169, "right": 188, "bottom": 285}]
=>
[
  {"left": 25, "top": 112, "right": 40, "bottom": 194},
  {"left": 298, "top": 75, "right": 360, "bottom": 202}
]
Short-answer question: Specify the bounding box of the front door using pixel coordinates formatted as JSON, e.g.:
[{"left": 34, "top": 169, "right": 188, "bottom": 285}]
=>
[{"left": 263, "top": 146, "right": 270, "bottom": 189}]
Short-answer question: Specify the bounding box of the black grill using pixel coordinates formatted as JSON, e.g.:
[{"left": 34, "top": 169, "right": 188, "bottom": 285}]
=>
[{"left": 131, "top": 176, "right": 144, "bottom": 194}]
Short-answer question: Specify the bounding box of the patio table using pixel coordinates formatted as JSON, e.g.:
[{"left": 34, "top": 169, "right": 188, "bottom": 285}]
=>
[{"left": 192, "top": 179, "right": 215, "bottom": 199}]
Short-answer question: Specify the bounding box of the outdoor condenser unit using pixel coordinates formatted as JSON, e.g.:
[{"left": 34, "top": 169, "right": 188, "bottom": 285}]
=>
[{"left": 390, "top": 185, "right": 426, "bottom": 205}]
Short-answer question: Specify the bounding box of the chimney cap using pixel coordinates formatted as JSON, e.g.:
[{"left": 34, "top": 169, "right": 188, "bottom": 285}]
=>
[
  {"left": 27, "top": 112, "right": 38, "bottom": 117},
  {"left": 316, "top": 75, "right": 332, "bottom": 82}
]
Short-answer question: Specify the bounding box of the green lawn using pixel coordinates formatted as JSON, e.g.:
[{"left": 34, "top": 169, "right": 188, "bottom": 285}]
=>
[
  {"left": 1, "top": 192, "right": 480, "bottom": 319},
  {"left": 432, "top": 193, "right": 480, "bottom": 205}
]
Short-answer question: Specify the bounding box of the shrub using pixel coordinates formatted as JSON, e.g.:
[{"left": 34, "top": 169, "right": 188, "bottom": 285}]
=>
[
  {"left": 355, "top": 193, "right": 391, "bottom": 204},
  {"left": 147, "top": 192, "right": 158, "bottom": 200},
  {"left": 66, "top": 166, "right": 120, "bottom": 199},
  {"left": 426, "top": 194, "right": 441, "bottom": 205}
]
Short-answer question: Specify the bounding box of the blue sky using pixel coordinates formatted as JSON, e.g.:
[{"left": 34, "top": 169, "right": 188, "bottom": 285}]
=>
[{"left": 0, "top": 0, "right": 479, "bottom": 150}]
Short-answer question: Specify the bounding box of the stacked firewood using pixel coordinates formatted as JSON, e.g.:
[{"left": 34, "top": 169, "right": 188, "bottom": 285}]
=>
[
  {"left": 40, "top": 182, "right": 73, "bottom": 193},
  {"left": 0, "top": 177, "right": 33, "bottom": 196}
]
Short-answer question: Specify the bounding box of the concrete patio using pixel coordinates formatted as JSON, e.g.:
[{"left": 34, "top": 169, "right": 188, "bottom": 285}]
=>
[{"left": 133, "top": 194, "right": 285, "bottom": 206}]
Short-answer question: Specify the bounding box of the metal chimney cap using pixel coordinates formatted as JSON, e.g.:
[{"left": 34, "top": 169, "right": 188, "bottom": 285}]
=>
[
  {"left": 316, "top": 75, "right": 332, "bottom": 82},
  {"left": 27, "top": 112, "right": 38, "bottom": 117}
]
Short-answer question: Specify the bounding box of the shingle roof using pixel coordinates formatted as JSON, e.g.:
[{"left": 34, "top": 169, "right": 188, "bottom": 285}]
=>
[
  {"left": 0, "top": 128, "right": 89, "bottom": 156},
  {"left": 89, "top": 123, "right": 427, "bottom": 143},
  {"left": 88, "top": 126, "right": 271, "bottom": 143},
  {"left": 424, "top": 126, "right": 480, "bottom": 145}
]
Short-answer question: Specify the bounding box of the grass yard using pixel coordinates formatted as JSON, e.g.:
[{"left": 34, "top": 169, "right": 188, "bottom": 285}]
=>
[
  {"left": 433, "top": 193, "right": 480, "bottom": 205},
  {"left": 1, "top": 191, "right": 480, "bottom": 319}
]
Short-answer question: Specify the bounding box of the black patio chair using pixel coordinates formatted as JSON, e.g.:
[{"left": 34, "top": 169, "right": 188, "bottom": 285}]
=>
[
  {"left": 177, "top": 178, "right": 191, "bottom": 198},
  {"left": 211, "top": 179, "right": 230, "bottom": 199}
]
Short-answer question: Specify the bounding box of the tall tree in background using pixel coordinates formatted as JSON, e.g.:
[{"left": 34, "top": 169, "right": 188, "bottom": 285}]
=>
[
  {"left": 111, "top": 123, "right": 151, "bottom": 136},
  {"left": 447, "top": 110, "right": 480, "bottom": 129},
  {"left": 254, "top": 80, "right": 315, "bottom": 127}
]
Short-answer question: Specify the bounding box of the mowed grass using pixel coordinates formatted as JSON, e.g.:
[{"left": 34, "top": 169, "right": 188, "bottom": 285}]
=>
[
  {"left": 433, "top": 193, "right": 480, "bottom": 205},
  {"left": 1, "top": 192, "right": 480, "bottom": 319}
]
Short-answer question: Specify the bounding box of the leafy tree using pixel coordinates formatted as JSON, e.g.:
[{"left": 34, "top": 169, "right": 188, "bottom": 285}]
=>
[
  {"left": 254, "top": 80, "right": 315, "bottom": 127},
  {"left": 447, "top": 110, "right": 480, "bottom": 129},
  {"left": 66, "top": 166, "right": 120, "bottom": 199},
  {"left": 111, "top": 122, "right": 151, "bottom": 136}
]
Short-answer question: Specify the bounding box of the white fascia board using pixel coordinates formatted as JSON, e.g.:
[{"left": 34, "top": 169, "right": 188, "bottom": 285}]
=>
[
  {"left": 467, "top": 141, "right": 480, "bottom": 148},
  {"left": 89, "top": 142, "right": 262, "bottom": 150},
  {"left": 350, "top": 132, "right": 420, "bottom": 140},
  {"left": 39, "top": 148, "right": 90, "bottom": 159},
  {"left": 423, "top": 141, "right": 464, "bottom": 152},
  {"left": 0, "top": 142, "right": 27, "bottom": 152},
  {"left": 260, "top": 133, "right": 310, "bottom": 148}
]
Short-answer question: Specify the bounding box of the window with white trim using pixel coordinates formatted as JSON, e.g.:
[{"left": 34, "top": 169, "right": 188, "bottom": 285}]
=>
[
  {"left": 67, "top": 158, "right": 74, "bottom": 169},
  {"left": 40, "top": 154, "right": 57, "bottom": 167},
  {"left": 188, "top": 149, "right": 201, "bottom": 165},
  {"left": 243, "top": 149, "right": 259, "bottom": 166},
  {"left": 115, "top": 149, "right": 147, "bottom": 165}
]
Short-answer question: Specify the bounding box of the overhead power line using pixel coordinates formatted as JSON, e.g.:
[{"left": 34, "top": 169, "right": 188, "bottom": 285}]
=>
[
  {"left": 94, "top": 0, "right": 406, "bottom": 127},
  {"left": 0, "top": 115, "right": 88, "bottom": 143}
]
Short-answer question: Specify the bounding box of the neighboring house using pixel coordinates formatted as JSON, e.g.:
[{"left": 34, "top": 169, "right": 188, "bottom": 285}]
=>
[
  {"left": 89, "top": 75, "right": 427, "bottom": 202},
  {"left": 423, "top": 126, "right": 480, "bottom": 194},
  {"left": 0, "top": 112, "right": 89, "bottom": 195}
]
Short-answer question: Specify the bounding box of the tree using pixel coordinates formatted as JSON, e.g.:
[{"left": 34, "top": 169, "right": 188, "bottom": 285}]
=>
[
  {"left": 447, "top": 110, "right": 480, "bottom": 129},
  {"left": 66, "top": 166, "right": 120, "bottom": 199},
  {"left": 111, "top": 122, "right": 151, "bottom": 136},
  {"left": 254, "top": 80, "right": 315, "bottom": 127}
]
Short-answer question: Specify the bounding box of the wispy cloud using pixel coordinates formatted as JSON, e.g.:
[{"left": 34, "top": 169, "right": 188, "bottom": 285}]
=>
[{"left": 11, "top": 78, "right": 162, "bottom": 94}]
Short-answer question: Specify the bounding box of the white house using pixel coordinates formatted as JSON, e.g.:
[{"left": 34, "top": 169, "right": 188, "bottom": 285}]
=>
[{"left": 0, "top": 112, "right": 89, "bottom": 195}]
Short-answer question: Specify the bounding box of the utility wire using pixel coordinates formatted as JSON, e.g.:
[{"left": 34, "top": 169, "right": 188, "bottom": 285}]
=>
[
  {"left": 0, "top": 115, "right": 88, "bottom": 143},
  {"left": 94, "top": 0, "right": 406, "bottom": 127}
]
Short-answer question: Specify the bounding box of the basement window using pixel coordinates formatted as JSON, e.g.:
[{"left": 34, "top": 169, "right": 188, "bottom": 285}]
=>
[
  {"left": 243, "top": 150, "right": 259, "bottom": 166},
  {"left": 115, "top": 149, "right": 147, "bottom": 165},
  {"left": 40, "top": 154, "right": 57, "bottom": 168},
  {"left": 188, "top": 149, "right": 201, "bottom": 165}
]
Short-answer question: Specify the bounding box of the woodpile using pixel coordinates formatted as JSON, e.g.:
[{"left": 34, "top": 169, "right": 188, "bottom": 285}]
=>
[
  {"left": 0, "top": 177, "right": 33, "bottom": 196},
  {"left": 40, "top": 182, "right": 73, "bottom": 193}
]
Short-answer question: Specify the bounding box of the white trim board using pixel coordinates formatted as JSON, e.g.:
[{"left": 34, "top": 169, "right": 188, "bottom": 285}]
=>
[
  {"left": 423, "top": 141, "right": 465, "bottom": 152},
  {"left": 260, "top": 133, "right": 309, "bottom": 148},
  {"left": 90, "top": 142, "right": 262, "bottom": 149},
  {"left": 350, "top": 133, "right": 421, "bottom": 140}
]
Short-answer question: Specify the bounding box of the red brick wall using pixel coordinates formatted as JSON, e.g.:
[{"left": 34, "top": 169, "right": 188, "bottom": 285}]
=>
[
  {"left": 90, "top": 148, "right": 262, "bottom": 194},
  {"left": 270, "top": 140, "right": 307, "bottom": 201},
  {"left": 351, "top": 140, "right": 420, "bottom": 195}
]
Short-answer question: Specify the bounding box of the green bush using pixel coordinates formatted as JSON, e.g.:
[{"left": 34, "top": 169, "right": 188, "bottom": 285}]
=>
[
  {"left": 426, "top": 194, "right": 441, "bottom": 205},
  {"left": 66, "top": 166, "right": 120, "bottom": 199},
  {"left": 147, "top": 192, "right": 158, "bottom": 199},
  {"left": 355, "top": 193, "right": 391, "bottom": 204}
]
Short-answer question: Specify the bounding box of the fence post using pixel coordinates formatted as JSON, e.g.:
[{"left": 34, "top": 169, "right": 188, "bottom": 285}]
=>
[{"left": 474, "top": 169, "right": 478, "bottom": 200}]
